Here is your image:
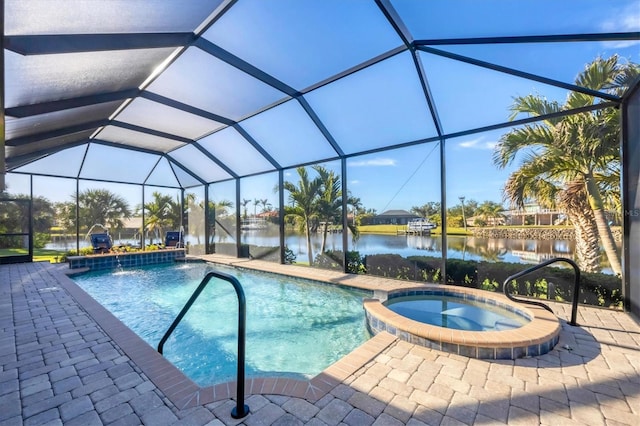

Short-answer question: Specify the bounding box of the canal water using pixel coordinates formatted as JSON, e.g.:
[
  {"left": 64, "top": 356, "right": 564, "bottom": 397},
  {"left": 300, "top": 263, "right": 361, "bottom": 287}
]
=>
[
  {"left": 247, "top": 231, "right": 575, "bottom": 266},
  {"left": 46, "top": 231, "right": 577, "bottom": 267}
]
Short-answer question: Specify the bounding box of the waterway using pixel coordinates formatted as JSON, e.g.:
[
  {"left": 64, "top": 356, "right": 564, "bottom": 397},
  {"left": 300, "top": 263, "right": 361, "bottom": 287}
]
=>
[
  {"left": 46, "top": 230, "right": 579, "bottom": 268},
  {"left": 244, "top": 231, "right": 575, "bottom": 266}
]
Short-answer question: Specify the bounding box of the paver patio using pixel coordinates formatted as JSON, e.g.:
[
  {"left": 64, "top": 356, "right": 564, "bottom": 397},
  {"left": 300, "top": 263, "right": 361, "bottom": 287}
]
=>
[{"left": 1, "top": 259, "right": 638, "bottom": 425}]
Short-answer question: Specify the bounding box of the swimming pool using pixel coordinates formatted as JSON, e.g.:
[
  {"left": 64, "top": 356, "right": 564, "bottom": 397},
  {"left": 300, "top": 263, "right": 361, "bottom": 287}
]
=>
[{"left": 72, "top": 262, "right": 370, "bottom": 386}]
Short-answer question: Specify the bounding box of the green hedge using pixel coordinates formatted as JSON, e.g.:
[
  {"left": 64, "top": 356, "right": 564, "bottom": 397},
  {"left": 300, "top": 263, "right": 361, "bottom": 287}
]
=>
[
  {"left": 363, "top": 253, "right": 622, "bottom": 308},
  {"left": 314, "top": 250, "right": 366, "bottom": 273}
]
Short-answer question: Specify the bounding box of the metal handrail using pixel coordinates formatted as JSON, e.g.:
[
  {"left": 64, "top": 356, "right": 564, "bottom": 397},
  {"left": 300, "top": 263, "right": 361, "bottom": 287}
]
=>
[
  {"left": 503, "top": 257, "right": 581, "bottom": 326},
  {"left": 157, "top": 270, "right": 249, "bottom": 419}
]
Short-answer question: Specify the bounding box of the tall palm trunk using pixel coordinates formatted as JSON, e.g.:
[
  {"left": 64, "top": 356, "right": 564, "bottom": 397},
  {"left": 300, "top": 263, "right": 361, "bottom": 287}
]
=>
[
  {"left": 305, "top": 216, "right": 314, "bottom": 265},
  {"left": 585, "top": 176, "right": 622, "bottom": 276},
  {"left": 558, "top": 183, "right": 600, "bottom": 272},
  {"left": 320, "top": 222, "right": 328, "bottom": 254}
]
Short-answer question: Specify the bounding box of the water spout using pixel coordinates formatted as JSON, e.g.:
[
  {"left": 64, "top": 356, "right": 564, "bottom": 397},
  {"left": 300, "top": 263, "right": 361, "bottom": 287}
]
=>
[
  {"left": 114, "top": 253, "right": 124, "bottom": 273},
  {"left": 85, "top": 223, "right": 108, "bottom": 240}
]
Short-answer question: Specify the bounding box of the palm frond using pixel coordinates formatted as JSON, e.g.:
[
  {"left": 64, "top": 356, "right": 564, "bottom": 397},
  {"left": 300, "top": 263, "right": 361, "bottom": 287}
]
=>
[
  {"left": 493, "top": 124, "right": 555, "bottom": 168},
  {"left": 507, "top": 95, "right": 561, "bottom": 121}
]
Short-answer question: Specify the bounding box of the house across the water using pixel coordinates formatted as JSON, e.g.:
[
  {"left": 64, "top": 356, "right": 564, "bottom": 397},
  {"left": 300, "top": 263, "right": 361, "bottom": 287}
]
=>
[{"left": 367, "top": 209, "right": 419, "bottom": 225}]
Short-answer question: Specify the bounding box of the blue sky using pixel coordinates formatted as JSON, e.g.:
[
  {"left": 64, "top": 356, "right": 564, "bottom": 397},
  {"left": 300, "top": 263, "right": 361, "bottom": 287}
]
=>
[
  {"left": 6, "top": 0, "right": 640, "bottom": 215},
  {"left": 221, "top": 0, "right": 640, "bottom": 214}
]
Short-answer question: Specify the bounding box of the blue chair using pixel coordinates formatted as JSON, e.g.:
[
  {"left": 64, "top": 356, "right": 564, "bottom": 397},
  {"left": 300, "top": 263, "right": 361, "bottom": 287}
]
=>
[
  {"left": 90, "top": 233, "right": 112, "bottom": 254},
  {"left": 165, "top": 231, "right": 182, "bottom": 248}
]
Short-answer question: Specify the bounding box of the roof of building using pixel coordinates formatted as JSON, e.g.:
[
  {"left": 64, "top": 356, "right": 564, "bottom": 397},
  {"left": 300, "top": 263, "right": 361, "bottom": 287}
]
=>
[{"left": 376, "top": 209, "right": 417, "bottom": 217}]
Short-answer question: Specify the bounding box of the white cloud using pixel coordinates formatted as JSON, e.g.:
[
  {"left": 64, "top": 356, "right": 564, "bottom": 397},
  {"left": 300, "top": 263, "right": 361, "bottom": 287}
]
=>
[
  {"left": 601, "top": 39, "right": 640, "bottom": 49},
  {"left": 350, "top": 179, "right": 360, "bottom": 185},
  {"left": 458, "top": 137, "right": 482, "bottom": 148},
  {"left": 599, "top": 5, "right": 640, "bottom": 47},
  {"left": 601, "top": 7, "right": 640, "bottom": 32},
  {"left": 349, "top": 158, "right": 397, "bottom": 167},
  {"left": 458, "top": 137, "right": 497, "bottom": 150}
]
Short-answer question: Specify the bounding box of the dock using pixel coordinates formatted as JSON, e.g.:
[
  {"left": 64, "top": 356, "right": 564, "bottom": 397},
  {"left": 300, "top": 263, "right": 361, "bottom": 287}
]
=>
[{"left": 397, "top": 228, "right": 432, "bottom": 235}]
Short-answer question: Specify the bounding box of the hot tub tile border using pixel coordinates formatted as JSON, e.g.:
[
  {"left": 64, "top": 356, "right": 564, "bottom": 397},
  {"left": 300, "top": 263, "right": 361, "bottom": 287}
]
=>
[{"left": 363, "top": 286, "right": 560, "bottom": 360}]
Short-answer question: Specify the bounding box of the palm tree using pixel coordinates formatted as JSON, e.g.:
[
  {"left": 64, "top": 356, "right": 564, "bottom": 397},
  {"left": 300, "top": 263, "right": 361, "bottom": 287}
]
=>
[
  {"left": 494, "top": 56, "right": 638, "bottom": 275},
  {"left": 557, "top": 181, "right": 601, "bottom": 271},
  {"left": 313, "top": 165, "right": 342, "bottom": 254},
  {"left": 202, "top": 199, "right": 234, "bottom": 247},
  {"left": 347, "top": 194, "right": 362, "bottom": 220},
  {"left": 166, "top": 195, "right": 183, "bottom": 231},
  {"left": 214, "top": 199, "right": 234, "bottom": 217},
  {"left": 144, "top": 192, "right": 173, "bottom": 244},
  {"left": 55, "top": 201, "right": 76, "bottom": 234},
  {"left": 410, "top": 202, "right": 441, "bottom": 222},
  {"left": 259, "top": 198, "right": 269, "bottom": 214},
  {"left": 75, "top": 188, "right": 131, "bottom": 234},
  {"left": 181, "top": 192, "right": 196, "bottom": 241},
  {"left": 475, "top": 201, "right": 505, "bottom": 226},
  {"left": 315, "top": 166, "right": 362, "bottom": 254},
  {"left": 183, "top": 193, "right": 205, "bottom": 245},
  {"left": 410, "top": 205, "right": 430, "bottom": 219},
  {"left": 241, "top": 198, "right": 251, "bottom": 219},
  {"left": 283, "top": 167, "right": 322, "bottom": 265}
]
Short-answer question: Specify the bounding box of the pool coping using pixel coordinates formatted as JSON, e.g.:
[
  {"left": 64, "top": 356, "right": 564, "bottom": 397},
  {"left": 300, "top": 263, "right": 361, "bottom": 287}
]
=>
[{"left": 59, "top": 264, "right": 397, "bottom": 410}]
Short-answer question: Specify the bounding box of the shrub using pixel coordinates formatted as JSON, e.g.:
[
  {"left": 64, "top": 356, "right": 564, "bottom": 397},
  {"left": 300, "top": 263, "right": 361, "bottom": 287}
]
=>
[
  {"left": 365, "top": 254, "right": 437, "bottom": 281},
  {"left": 284, "top": 246, "right": 296, "bottom": 264},
  {"left": 34, "top": 233, "right": 51, "bottom": 249},
  {"left": 474, "top": 218, "right": 487, "bottom": 227},
  {"left": 62, "top": 247, "right": 94, "bottom": 261},
  {"left": 362, "top": 253, "right": 622, "bottom": 308},
  {"left": 314, "top": 250, "right": 366, "bottom": 274}
]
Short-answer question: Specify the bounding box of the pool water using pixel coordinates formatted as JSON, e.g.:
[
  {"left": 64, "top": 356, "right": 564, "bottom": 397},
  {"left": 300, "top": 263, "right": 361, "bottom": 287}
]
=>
[
  {"left": 72, "top": 263, "right": 370, "bottom": 386},
  {"left": 385, "top": 295, "right": 528, "bottom": 331}
]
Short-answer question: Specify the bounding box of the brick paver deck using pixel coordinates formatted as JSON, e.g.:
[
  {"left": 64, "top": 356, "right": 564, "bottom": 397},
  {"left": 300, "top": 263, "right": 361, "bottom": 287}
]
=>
[{"left": 1, "top": 258, "right": 638, "bottom": 425}]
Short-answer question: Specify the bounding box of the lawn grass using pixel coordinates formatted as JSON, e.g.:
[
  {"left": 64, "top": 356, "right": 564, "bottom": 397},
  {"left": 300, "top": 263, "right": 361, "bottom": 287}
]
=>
[{"left": 0, "top": 248, "right": 66, "bottom": 263}]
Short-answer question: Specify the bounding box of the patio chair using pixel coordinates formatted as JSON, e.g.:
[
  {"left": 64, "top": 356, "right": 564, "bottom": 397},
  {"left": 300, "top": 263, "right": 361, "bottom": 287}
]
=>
[
  {"left": 90, "top": 233, "right": 112, "bottom": 254},
  {"left": 165, "top": 231, "right": 183, "bottom": 248}
]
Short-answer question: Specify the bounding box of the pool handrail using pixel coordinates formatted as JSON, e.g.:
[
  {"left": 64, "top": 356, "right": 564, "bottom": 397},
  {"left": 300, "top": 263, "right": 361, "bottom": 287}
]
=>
[
  {"left": 502, "top": 257, "right": 581, "bottom": 326},
  {"left": 157, "top": 270, "right": 250, "bottom": 419}
]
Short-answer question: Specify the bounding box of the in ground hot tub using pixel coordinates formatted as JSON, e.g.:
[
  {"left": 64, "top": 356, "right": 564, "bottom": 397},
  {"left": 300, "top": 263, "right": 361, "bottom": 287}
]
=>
[
  {"left": 364, "top": 286, "right": 560, "bottom": 360},
  {"left": 385, "top": 293, "right": 529, "bottom": 331}
]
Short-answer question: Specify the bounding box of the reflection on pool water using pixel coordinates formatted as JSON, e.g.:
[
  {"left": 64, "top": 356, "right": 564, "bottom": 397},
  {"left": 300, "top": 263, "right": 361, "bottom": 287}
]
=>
[
  {"left": 72, "top": 262, "right": 370, "bottom": 386},
  {"left": 385, "top": 295, "right": 529, "bottom": 331}
]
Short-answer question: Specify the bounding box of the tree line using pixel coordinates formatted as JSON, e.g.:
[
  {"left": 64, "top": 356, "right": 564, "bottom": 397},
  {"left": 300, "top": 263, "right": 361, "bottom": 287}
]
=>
[{"left": 404, "top": 200, "right": 506, "bottom": 228}]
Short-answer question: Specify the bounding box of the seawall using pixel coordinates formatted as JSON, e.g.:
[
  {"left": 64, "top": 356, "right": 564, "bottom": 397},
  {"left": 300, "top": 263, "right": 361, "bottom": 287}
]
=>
[{"left": 472, "top": 227, "right": 622, "bottom": 242}]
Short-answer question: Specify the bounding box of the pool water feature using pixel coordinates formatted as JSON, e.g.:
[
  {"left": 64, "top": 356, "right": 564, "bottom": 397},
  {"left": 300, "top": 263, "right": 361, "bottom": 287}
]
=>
[
  {"left": 385, "top": 295, "right": 529, "bottom": 331},
  {"left": 72, "top": 263, "right": 370, "bottom": 386}
]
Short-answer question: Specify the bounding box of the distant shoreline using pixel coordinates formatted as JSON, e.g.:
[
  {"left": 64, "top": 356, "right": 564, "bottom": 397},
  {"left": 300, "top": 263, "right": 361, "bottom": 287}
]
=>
[{"left": 358, "top": 224, "right": 622, "bottom": 242}]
